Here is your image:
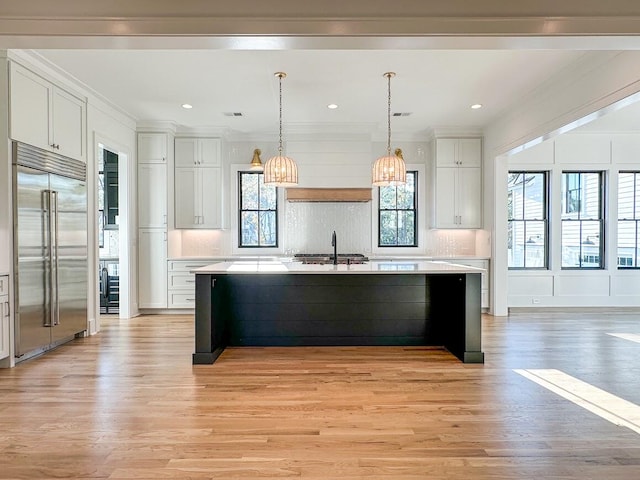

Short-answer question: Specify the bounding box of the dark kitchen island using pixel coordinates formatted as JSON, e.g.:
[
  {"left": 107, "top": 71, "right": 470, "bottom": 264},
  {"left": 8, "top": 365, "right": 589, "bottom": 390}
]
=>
[{"left": 192, "top": 260, "right": 484, "bottom": 364}]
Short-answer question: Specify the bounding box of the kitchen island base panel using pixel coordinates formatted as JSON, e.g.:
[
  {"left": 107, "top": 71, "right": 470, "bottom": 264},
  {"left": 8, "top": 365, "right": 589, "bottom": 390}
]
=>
[{"left": 194, "top": 271, "right": 483, "bottom": 364}]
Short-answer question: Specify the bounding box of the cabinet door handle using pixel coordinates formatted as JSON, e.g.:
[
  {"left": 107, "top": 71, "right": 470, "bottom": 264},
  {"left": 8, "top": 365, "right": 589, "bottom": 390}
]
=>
[
  {"left": 4, "top": 301, "right": 9, "bottom": 317},
  {"left": 163, "top": 214, "right": 167, "bottom": 225}
]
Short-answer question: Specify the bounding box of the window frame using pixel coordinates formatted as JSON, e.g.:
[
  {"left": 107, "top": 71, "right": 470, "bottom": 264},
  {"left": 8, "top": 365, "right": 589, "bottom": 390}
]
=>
[
  {"left": 237, "top": 170, "right": 279, "bottom": 248},
  {"left": 377, "top": 170, "right": 418, "bottom": 247},
  {"left": 617, "top": 170, "right": 640, "bottom": 270},
  {"left": 560, "top": 170, "right": 605, "bottom": 270},
  {"left": 507, "top": 171, "right": 549, "bottom": 270}
]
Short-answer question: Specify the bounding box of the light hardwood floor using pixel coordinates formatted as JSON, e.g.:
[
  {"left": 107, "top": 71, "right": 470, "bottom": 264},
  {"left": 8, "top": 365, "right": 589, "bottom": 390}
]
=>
[{"left": 1, "top": 312, "right": 640, "bottom": 479}]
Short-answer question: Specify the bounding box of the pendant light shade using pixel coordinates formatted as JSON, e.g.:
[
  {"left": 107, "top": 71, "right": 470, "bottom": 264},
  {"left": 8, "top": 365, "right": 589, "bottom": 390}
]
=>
[
  {"left": 249, "top": 148, "right": 264, "bottom": 171},
  {"left": 372, "top": 72, "right": 406, "bottom": 186},
  {"left": 264, "top": 72, "right": 298, "bottom": 186}
]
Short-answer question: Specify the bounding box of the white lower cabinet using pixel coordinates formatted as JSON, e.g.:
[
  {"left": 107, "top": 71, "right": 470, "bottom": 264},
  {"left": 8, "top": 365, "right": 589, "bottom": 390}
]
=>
[
  {"left": 0, "top": 276, "right": 9, "bottom": 360},
  {"left": 167, "top": 260, "right": 213, "bottom": 308},
  {"left": 138, "top": 229, "right": 167, "bottom": 308}
]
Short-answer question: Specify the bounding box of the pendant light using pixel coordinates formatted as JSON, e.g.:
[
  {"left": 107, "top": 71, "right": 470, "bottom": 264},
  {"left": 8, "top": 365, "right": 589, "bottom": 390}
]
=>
[
  {"left": 264, "top": 72, "right": 298, "bottom": 186},
  {"left": 372, "top": 72, "right": 406, "bottom": 186},
  {"left": 249, "top": 148, "right": 263, "bottom": 171}
]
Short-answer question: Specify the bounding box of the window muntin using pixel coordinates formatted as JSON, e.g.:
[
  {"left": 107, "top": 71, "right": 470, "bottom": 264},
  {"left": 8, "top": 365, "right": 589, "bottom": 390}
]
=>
[
  {"left": 508, "top": 172, "right": 548, "bottom": 269},
  {"left": 238, "top": 171, "right": 277, "bottom": 247},
  {"left": 378, "top": 171, "right": 417, "bottom": 247},
  {"left": 561, "top": 171, "right": 604, "bottom": 268},
  {"left": 618, "top": 171, "right": 640, "bottom": 269}
]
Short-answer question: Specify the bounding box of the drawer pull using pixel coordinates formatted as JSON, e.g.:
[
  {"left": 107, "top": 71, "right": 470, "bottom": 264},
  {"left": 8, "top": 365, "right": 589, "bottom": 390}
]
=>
[
  {"left": 186, "top": 298, "right": 195, "bottom": 302},
  {"left": 185, "top": 280, "right": 195, "bottom": 283}
]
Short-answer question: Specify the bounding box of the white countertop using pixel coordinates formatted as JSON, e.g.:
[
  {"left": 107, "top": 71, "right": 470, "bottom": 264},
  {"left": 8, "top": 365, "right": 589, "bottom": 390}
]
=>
[{"left": 193, "top": 260, "right": 484, "bottom": 275}]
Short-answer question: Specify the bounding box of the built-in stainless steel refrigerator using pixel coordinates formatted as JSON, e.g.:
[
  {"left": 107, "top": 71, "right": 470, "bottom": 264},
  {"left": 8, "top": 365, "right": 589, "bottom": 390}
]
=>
[{"left": 12, "top": 142, "right": 88, "bottom": 361}]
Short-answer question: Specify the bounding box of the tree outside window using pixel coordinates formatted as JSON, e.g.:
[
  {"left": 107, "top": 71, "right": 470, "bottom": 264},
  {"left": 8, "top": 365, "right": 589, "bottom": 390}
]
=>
[
  {"left": 378, "top": 171, "right": 417, "bottom": 247},
  {"left": 238, "top": 172, "right": 277, "bottom": 247}
]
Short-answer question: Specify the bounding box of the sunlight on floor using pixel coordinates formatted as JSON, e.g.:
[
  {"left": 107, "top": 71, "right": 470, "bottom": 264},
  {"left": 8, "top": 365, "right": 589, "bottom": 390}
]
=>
[{"left": 515, "top": 368, "right": 640, "bottom": 435}]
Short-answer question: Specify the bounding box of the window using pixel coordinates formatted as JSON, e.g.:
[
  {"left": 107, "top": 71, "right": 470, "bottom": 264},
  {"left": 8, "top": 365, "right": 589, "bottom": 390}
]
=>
[
  {"left": 561, "top": 171, "right": 604, "bottom": 268},
  {"left": 564, "top": 173, "right": 582, "bottom": 214},
  {"left": 618, "top": 171, "right": 640, "bottom": 268},
  {"left": 508, "top": 172, "right": 548, "bottom": 268},
  {"left": 238, "top": 171, "right": 277, "bottom": 247},
  {"left": 378, "top": 171, "right": 417, "bottom": 246}
]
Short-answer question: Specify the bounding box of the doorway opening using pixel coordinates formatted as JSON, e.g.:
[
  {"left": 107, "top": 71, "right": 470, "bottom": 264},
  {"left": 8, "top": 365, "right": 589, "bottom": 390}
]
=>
[{"left": 98, "top": 145, "right": 119, "bottom": 315}]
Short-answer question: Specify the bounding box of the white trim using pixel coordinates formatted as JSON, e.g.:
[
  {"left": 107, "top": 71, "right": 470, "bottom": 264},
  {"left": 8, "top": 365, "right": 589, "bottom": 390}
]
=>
[
  {"left": 371, "top": 163, "right": 427, "bottom": 256},
  {"left": 230, "top": 164, "right": 285, "bottom": 256}
]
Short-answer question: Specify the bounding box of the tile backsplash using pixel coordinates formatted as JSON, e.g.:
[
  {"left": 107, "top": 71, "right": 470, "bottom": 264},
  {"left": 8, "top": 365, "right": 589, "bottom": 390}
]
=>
[{"left": 284, "top": 202, "right": 372, "bottom": 255}]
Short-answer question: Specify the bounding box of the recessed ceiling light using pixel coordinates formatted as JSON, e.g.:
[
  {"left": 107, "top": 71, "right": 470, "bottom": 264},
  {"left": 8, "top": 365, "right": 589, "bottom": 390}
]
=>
[
  {"left": 182, "top": 103, "right": 193, "bottom": 109},
  {"left": 327, "top": 104, "right": 338, "bottom": 109},
  {"left": 471, "top": 104, "right": 483, "bottom": 110}
]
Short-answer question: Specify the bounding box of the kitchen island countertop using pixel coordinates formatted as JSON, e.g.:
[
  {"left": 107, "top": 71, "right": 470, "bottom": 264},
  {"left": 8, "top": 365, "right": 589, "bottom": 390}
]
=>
[{"left": 192, "top": 259, "right": 484, "bottom": 275}]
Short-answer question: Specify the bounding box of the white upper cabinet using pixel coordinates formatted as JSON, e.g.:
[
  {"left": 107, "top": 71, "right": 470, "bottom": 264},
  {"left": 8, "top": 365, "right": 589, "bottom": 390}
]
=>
[
  {"left": 175, "top": 167, "right": 222, "bottom": 229},
  {"left": 436, "top": 138, "right": 482, "bottom": 168},
  {"left": 174, "top": 137, "right": 223, "bottom": 229},
  {"left": 138, "top": 133, "right": 168, "bottom": 164},
  {"left": 433, "top": 137, "right": 483, "bottom": 229},
  {"left": 138, "top": 132, "right": 169, "bottom": 228},
  {"left": 175, "top": 138, "right": 221, "bottom": 167},
  {"left": 9, "top": 63, "right": 86, "bottom": 162}
]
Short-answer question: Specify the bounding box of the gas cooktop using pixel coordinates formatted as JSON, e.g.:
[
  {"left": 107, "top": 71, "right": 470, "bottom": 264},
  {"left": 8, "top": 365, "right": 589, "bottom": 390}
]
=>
[{"left": 293, "top": 253, "right": 369, "bottom": 265}]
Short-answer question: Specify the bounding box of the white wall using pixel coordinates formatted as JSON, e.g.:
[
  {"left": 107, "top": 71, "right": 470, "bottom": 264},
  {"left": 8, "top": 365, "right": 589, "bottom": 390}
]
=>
[
  {"left": 484, "top": 51, "right": 640, "bottom": 315},
  {"left": 506, "top": 134, "right": 640, "bottom": 308}
]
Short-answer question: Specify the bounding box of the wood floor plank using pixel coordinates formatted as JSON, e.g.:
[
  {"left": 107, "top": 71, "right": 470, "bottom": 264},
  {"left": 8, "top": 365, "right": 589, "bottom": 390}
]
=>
[{"left": 1, "top": 312, "right": 640, "bottom": 479}]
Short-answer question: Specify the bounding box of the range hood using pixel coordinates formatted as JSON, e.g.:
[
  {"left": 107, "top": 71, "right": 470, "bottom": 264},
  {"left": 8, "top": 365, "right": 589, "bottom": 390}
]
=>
[{"left": 286, "top": 188, "right": 372, "bottom": 203}]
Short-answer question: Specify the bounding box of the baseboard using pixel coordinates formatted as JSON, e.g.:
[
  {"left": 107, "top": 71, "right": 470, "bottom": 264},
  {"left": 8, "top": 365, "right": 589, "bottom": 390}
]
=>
[{"left": 509, "top": 306, "right": 640, "bottom": 314}]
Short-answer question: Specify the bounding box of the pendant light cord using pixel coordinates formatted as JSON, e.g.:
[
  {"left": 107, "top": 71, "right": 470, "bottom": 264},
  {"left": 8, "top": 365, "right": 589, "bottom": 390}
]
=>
[
  {"left": 278, "top": 73, "right": 283, "bottom": 155},
  {"left": 385, "top": 72, "right": 393, "bottom": 156}
]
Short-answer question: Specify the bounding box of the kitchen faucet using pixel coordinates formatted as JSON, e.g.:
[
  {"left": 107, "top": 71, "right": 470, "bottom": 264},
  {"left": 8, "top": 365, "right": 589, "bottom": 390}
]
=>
[{"left": 331, "top": 230, "right": 337, "bottom": 265}]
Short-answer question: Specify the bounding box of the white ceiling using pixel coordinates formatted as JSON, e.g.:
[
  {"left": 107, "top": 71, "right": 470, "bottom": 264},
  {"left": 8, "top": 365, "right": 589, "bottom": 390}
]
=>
[{"left": 33, "top": 49, "right": 596, "bottom": 137}]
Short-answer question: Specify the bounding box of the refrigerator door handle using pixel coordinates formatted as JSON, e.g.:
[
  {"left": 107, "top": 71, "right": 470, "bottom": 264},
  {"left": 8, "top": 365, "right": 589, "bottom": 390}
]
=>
[
  {"left": 43, "top": 189, "right": 53, "bottom": 327},
  {"left": 52, "top": 190, "right": 60, "bottom": 326}
]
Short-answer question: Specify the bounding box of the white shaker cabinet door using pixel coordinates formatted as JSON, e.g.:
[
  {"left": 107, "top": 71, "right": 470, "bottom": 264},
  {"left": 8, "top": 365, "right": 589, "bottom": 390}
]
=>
[
  {"left": 138, "top": 133, "right": 167, "bottom": 163},
  {"left": 10, "top": 64, "right": 51, "bottom": 151},
  {"left": 138, "top": 229, "right": 167, "bottom": 309},
  {"left": 434, "top": 167, "right": 458, "bottom": 228},
  {"left": 458, "top": 167, "right": 482, "bottom": 228},
  {"left": 0, "top": 289, "right": 9, "bottom": 360},
  {"left": 199, "top": 138, "right": 221, "bottom": 166},
  {"left": 175, "top": 138, "right": 198, "bottom": 167},
  {"left": 457, "top": 138, "right": 482, "bottom": 167},
  {"left": 138, "top": 163, "right": 167, "bottom": 228},
  {"left": 435, "top": 138, "right": 482, "bottom": 168},
  {"left": 175, "top": 167, "right": 198, "bottom": 228},
  {"left": 52, "top": 87, "right": 85, "bottom": 161},
  {"left": 199, "top": 167, "right": 223, "bottom": 228}
]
